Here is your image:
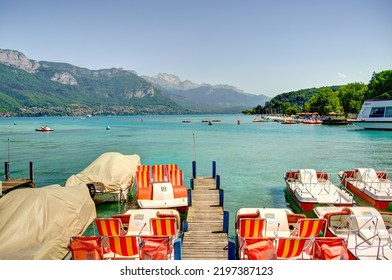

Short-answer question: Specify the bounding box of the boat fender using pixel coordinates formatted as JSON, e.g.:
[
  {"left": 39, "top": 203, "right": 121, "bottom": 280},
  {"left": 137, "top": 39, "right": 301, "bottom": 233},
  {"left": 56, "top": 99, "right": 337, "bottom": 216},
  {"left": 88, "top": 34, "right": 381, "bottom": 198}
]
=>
[{"left": 87, "top": 183, "right": 96, "bottom": 199}]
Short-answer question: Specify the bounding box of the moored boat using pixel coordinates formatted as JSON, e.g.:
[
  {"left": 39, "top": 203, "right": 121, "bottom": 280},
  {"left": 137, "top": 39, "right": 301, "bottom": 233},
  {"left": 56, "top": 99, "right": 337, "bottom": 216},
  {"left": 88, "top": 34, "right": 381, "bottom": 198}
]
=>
[
  {"left": 339, "top": 168, "right": 392, "bottom": 210},
  {"left": 70, "top": 208, "right": 182, "bottom": 260},
  {"left": 281, "top": 118, "right": 296, "bottom": 124},
  {"left": 0, "top": 184, "right": 96, "bottom": 260},
  {"left": 35, "top": 125, "right": 54, "bottom": 132},
  {"left": 314, "top": 206, "right": 392, "bottom": 260},
  {"left": 303, "top": 118, "right": 322, "bottom": 124},
  {"left": 322, "top": 112, "right": 348, "bottom": 125},
  {"left": 352, "top": 99, "right": 392, "bottom": 130},
  {"left": 136, "top": 164, "right": 188, "bottom": 217},
  {"left": 235, "top": 207, "right": 349, "bottom": 260},
  {"left": 284, "top": 169, "right": 354, "bottom": 212},
  {"left": 252, "top": 116, "right": 264, "bottom": 122},
  {"left": 65, "top": 152, "right": 140, "bottom": 204}
]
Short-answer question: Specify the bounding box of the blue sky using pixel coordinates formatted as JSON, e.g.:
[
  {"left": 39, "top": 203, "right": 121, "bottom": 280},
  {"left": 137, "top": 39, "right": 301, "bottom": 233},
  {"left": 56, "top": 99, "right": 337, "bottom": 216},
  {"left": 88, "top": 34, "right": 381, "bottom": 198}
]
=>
[{"left": 1, "top": 0, "right": 391, "bottom": 97}]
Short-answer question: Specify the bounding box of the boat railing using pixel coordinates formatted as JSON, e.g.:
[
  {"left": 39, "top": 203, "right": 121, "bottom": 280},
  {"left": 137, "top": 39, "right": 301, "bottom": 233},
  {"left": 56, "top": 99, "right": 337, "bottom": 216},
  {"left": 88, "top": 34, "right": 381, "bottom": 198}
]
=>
[
  {"left": 294, "top": 185, "right": 314, "bottom": 198},
  {"left": 364, "top": 180, "right": 392, "bottom": 195},
  {"left": 334, "top": 183, "right": 355, "bottom": 205},
  {"left": 331, "top": 214, "right": 352, "bottom": 238},
  {"left": 315, "top": 181, "right": 333, "bottom": 195},
  {"left": 351, "top": 215, "right": 392, "bottom": 259},
  {"left": 383, "top": 168, "right": 392, "bottom": 179},
  {"left": 336, "top": 175, "right": 355, "bottom": 204},
  {"left": 367, "top": 182, "right": 382, "bottom": 194},
  {"left": 361, "top": 173, "right": 380, "bottom": 191},
  {"left": 344, "top": 188, "right": 355, "bottom": 204}
]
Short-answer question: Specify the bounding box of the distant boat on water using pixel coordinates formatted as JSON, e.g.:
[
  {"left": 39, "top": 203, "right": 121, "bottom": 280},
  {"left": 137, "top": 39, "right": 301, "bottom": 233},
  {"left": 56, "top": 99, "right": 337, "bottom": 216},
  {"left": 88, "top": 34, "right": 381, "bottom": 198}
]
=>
[
  {"left": 252, "top": 116, "right": 264, "bottom": 122},
  {"left": 35, "top": 125, "right": 54, "bottom": 132},
  {"left": 106, "top": 125, "right": 111, "bottom": 130},
  {"left": 322, "top": 112, "right": 348, "bottom": 125}
]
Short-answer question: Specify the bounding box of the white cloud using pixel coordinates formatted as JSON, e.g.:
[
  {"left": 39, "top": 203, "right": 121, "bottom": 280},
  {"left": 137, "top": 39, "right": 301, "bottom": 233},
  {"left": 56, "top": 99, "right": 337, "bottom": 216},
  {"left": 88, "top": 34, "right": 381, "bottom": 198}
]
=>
[{"left": 338, "top": 72, "right": 347, "bottom": 79}]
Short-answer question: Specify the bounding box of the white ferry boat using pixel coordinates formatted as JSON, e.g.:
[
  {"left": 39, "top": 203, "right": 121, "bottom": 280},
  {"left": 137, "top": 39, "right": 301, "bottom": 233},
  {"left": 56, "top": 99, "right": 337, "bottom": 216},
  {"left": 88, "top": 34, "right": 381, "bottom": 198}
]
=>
[{"left": 352, "top": 99, "right": 392, "bottom": 130}]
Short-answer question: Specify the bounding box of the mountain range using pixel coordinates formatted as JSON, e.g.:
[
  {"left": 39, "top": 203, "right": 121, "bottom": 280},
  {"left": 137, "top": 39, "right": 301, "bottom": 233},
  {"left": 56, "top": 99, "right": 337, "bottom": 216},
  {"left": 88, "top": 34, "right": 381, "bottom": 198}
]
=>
[{"left": 0, "top": 49, "right": 271, "bottom": 116}]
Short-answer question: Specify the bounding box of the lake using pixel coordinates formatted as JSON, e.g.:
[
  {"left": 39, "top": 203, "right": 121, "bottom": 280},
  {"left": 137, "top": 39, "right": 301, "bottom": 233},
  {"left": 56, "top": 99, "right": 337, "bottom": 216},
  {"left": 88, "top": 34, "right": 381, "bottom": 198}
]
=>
[{"left": 1, "top": 114, "right": 392, "bottom": 237}]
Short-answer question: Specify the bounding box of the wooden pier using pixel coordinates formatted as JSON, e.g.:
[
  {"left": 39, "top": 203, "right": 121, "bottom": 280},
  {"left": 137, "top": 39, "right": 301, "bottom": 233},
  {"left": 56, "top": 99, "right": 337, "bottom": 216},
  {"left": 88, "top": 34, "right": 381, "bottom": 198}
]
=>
[
  {"left": 1, "top": 161, "right": 35, "bottom": 196},
  {"left": 1, "top": 178, "right": 35, "bottom": 195},
  {"left": 181, "top": 162, "right": 235, "bottom": 260}
]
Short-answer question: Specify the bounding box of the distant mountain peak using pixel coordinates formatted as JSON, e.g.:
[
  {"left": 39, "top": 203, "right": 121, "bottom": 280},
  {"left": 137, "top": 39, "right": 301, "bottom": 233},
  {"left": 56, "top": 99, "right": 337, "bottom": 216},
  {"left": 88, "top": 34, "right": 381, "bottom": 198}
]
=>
[
  {"left": 0, "top": 48, "right": 271, "bottom": 115},
  {"left": 0, "top": 49, "right": 40, "bottom": 73},
  {"left": 142, "top": 73, "right": 200, "bottom": 90}
]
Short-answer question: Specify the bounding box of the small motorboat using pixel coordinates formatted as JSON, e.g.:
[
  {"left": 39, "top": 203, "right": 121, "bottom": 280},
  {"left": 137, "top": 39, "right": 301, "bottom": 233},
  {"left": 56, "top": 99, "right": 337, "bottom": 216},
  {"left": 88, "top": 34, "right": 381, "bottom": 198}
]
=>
[
  {"left": 35, "top": 125, "right": 54, "bottom": 132},
  {"left": 106, "top": 125, "right": 111, "bottom": 130},
  {"left": 339, "top": 168, "right": 392, "bottom": 210},
  {"left": 65, "top": 152, "right": 141, "bottom": 204},
  {"left": 252, "top": 117, "right": 264, "bottom": 123},
  {"left": 0, "top": 184, "right": 96, "bottom": 260},
  {"left": 135, "top": 164, "right": 188, "bottom": 217},
  {"left": 314, "top": 206, "right": 392, "bottom": 260},
  {"left": 235, "top": 207, "right": 349, "bottom": 260},
  {"left": 70, "top": 208, "right": 182, "bottom": 260},
  {"left": 284, "top": 169, "right": 354, "bottom": 212},
  {"left": 281, "top": 118, "right": 296, "bottom": 124}
]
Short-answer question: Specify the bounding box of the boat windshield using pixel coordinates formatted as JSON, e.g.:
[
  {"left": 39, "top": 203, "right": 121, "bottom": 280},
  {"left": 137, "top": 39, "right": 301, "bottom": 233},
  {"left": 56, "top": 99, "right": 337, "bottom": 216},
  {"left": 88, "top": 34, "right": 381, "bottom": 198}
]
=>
[
  {"left": 369, "top": 107, "right": 385, "bottom": 118},
  {"left": 360, "top": 107, "right": 371, "bottom": 119},
  {"left": 386, "top": 107, "right": 392, "bottom": 117}
]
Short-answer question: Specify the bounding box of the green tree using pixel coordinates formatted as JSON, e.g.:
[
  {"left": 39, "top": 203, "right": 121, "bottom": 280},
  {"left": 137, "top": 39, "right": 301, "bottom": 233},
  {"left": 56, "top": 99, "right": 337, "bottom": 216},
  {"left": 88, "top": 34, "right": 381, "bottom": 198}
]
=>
[
  {"left": 285, "top": 106, "right": 298, "bottom": 116},
  {"left": 365, "top": 70, "right": 392, "bottom": 100},
  {"left": 306, "top": 87, "right": 342, "bottom": 115},
  {"left": 280, "top": 102, "right": 291, "bottom": 115},
  {"left": 337, "top": 83, "right": 367, "bottom": 114}
]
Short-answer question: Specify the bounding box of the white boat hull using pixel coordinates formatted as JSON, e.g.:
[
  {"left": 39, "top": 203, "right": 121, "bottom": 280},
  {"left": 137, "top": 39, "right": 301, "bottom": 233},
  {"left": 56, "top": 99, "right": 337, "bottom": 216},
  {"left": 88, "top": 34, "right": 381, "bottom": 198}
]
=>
[{"left": 353, "top": 99, "right": 392, "bottom": 130}]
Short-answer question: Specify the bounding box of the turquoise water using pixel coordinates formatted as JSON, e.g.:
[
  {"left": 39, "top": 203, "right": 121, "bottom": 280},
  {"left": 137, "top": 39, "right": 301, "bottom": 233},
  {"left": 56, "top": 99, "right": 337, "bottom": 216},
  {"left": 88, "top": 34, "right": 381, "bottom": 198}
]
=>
[{"left": 1, "top": 115, "right": 392, "bottom": 237}]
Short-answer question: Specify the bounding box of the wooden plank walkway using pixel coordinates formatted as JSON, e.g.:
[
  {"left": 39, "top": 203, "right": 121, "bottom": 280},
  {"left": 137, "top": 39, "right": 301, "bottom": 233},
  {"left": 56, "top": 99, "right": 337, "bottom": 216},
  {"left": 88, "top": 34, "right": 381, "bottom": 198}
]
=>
[
  {"left": 181, "top": 176, "right": 228, "bottom": 260},
  {"left": 1, "top": 178, "right": 35, "bottom": 196}
]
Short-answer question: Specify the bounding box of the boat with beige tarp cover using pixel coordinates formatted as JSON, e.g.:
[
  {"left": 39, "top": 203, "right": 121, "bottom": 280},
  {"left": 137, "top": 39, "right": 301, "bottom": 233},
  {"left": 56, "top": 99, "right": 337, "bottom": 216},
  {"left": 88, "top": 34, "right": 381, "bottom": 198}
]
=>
[
  {"left": 0, "top": 184, "right": 96, "bottom": 260},
  {"left": 65, "top": 152, "right": 140, "bottom": 204}
]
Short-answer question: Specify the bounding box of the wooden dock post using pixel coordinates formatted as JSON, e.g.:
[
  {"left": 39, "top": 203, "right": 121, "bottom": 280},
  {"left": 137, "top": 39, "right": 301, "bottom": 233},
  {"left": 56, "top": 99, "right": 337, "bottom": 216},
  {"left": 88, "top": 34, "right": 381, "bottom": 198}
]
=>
[
  {"left": 1, "top": 161, "right": 35, "bottom": 196},
  {"left": 29, "top": 161, "right": 34, "bottom": 182},
  {"left": 181, "top": 161, "right": 230, "bottom": 260},
  {"left": 5, "top": 161, "right": 10, "bottom": 180}
]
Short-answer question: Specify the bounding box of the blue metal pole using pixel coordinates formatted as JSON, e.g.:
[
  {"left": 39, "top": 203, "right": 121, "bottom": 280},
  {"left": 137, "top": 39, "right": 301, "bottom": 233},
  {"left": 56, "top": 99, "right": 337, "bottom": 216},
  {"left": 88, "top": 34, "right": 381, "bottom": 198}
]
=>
[
  {"left": 216, "top": 174, "right": 220, "bottom": 189},
  {"left": 219, "top": 189, "right": 224, "bottom": 206},
  {"left": 182, "top": 220, "right": 188, "bottom": 232},
  {"left": 228, "top": 238, "right": 236, "bottom": 260},
  {"left": 212, "top": 161, "right": 216, "bottom": 178},
  {"left": 192, "top": 161, "right": 196, "bottom": 178},
  {"left": 174, "top": 239, "right": 182, "bottom": 260},
  {"left": 187, "top": 188, "right": 192, "bottom": 206},
  {"left": 223, "top": 210, "right": 229, "bottom": 233}
]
